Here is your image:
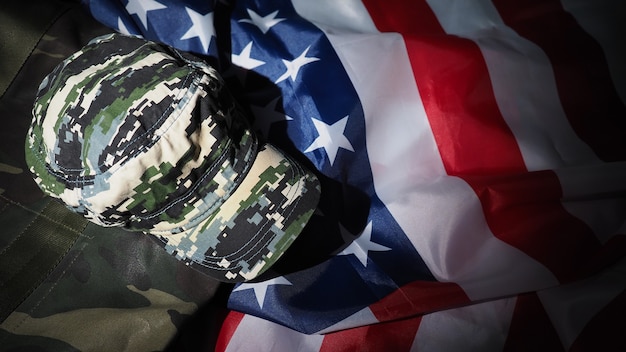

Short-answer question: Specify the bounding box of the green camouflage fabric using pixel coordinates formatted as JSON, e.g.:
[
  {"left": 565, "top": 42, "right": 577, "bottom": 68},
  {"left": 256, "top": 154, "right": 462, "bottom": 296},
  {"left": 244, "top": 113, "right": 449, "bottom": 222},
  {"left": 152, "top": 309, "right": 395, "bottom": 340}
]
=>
[
  {"left": 25, "top": 32, "right": 321, "bottom": 283},
  {"left": 0, "top": 197, "right": 226, "bottom": 351},
  {"left": 1, "top": 3, "right": 227, "bottom": 351}
]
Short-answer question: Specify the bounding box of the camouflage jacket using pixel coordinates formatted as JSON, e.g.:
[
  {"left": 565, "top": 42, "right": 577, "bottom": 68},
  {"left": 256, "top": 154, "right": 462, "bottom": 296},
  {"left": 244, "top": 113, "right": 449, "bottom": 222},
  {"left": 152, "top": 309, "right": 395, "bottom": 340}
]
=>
[{"left": 0, "top": 1, "right": 230, "bottom": 351}]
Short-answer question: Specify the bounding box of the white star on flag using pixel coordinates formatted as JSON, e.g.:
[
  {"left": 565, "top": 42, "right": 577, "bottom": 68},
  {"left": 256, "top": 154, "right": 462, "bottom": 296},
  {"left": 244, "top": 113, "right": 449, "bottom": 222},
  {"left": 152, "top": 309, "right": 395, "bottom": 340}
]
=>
[
  {"left": 180, "top": 7, "right": 215, "bottom": 53},
  {"left": 239, "top": 9, "right": 286, "bottom": 34},
  {"left": 251, "top": 97, "right": 293, "bottom": 139},
  {"left": 338, "top": 221, "right": 391, "bottom": 267},
  {"left": 125, "top": 0, "right": 166, "bottom": 30},
  {"left": 117, "top": 17, "right": 132, "bottom": 35},
  {"left": 232, "top": 42, "right": 266, "bottom": 70},
  {"left": 275, "top": 46, "right": 319, "bottom": 83},
  {"left": 232, "top": 276, "right": 292, "bottom": 309},
  {"left": 304, "top": 115, "right": 354, "bottom": 166}
]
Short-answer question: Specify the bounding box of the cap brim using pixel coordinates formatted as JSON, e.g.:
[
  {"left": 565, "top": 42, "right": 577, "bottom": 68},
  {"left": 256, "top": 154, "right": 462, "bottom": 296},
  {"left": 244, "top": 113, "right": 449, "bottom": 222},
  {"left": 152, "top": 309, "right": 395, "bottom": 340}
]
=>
[{"left": 152, "top": 144, "right": 321, "bottom": 282}]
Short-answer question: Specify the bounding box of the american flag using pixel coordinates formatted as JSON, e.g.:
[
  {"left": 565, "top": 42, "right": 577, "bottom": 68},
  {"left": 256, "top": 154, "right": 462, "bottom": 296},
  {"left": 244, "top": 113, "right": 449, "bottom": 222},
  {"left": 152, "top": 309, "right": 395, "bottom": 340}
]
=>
[{"left": 83, "top": 0, "right": 626, "bottom": 350}]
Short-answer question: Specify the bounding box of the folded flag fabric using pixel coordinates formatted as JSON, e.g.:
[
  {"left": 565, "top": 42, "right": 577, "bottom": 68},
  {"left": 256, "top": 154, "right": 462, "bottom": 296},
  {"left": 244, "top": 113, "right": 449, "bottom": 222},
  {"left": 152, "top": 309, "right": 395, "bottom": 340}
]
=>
[{"left": 83, "top": 0, "right": 626, "bottom": 350}]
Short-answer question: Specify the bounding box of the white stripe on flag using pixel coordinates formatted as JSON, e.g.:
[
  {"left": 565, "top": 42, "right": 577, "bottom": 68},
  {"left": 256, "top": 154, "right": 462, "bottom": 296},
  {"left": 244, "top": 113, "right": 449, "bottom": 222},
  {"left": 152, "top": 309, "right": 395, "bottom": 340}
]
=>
[
  {"left": 426, "top": 0, "right": 599, "bottom": 171},
  {"left": 556, "top": 163, "right": 626, "bottom": 244},
  {"left": 537, "top": 256, "right": 626, "bottom": 350},
  {"left": 554, "top": 0, "right": 626, "bottom": 244},
  {"left": 291, "top": 0, "right": 378, "bottom": 33},
  {"left": 562, "top": 0, "right": 626, "bottom": 105},
  {"left": 225, "top": 314, "right": 324, "bottom": 352},
  {"left": 295, "top": 0, "right": 558, "bottom": 300},
  {"left": 427, "top": 0, "right": 626, "bottom": 251},
  {"left": 316, "top": 307, "right": 378, "bottom": 334},
  {"left": 382, "top": 177, "right": 558, "bottom": 299},
  {"left": 412, "top": 296, "right": 516, "bottom": 352}
]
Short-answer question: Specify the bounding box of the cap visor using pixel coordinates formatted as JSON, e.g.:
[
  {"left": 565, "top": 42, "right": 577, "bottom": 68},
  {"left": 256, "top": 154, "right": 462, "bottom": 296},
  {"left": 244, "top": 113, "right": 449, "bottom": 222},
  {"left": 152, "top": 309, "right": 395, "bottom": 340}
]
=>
[{"left": 154, "top": 144, "right": 320, "bottom": 282}]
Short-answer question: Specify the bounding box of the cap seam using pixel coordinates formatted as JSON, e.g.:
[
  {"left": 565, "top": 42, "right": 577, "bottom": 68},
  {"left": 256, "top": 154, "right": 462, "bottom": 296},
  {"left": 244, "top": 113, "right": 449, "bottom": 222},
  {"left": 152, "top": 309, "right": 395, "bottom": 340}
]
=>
[
  {"left": 79, "top": 70, "right": 196, "bottom": 174},
  {"left": 56, "top": 40, "right": 189, "bottom": 173},
  {"left": 134, "top": 136, "right": 241, "bottom": 222},
  {"left": 34, "top": 70, "right": 195, "bottom": 179},
  {"left": 103, "top": 73, "right": 247, "bottom": 227},
  {"left": 50, "top": 41, "right": 197, "bottom": 173},
  {"left": 145, "top": 137, "right": 256, "bottom": 232}
]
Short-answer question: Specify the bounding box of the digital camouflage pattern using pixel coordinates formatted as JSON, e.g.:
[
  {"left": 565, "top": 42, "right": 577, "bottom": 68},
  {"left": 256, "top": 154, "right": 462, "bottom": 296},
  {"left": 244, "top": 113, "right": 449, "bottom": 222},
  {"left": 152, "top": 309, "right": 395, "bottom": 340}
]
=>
[
  {"left": 25, "top": 32, "right": 320, "bottom": 283},
  {"left": 1, "top": 3, "right": 227, "bottom": 351}
]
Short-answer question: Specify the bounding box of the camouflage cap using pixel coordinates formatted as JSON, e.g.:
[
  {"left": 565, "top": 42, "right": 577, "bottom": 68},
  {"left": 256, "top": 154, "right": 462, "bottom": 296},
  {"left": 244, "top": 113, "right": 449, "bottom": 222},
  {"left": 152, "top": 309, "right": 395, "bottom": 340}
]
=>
[{"left": 25, "top": 33, "right": 321, "bottom": 282}]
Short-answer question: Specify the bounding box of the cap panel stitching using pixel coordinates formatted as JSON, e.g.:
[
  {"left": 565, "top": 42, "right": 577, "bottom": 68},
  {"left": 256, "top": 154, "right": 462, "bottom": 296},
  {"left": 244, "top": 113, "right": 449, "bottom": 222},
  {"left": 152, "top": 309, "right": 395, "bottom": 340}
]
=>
[
  {"left": 130, "top": 91, "right": 257, "bottom": 224},
  {"left": 142, "top": 136, "right": 256, "bottom": 229}
]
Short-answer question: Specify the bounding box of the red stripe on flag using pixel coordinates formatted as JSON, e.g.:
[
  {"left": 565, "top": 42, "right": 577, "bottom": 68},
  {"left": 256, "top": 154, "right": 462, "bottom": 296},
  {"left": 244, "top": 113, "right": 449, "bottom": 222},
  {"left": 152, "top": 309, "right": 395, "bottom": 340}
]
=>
[
  {"left": 369, "top": 281, "right": 469, "bottom": 322},
  {"left": 569, "top": 290, "right": 626, "bottom": 352},
  {"left": 215, "top": 311, "right": 246, "bottom": 352},
  {"left": 319, "top": 315, "right": 422, "bottom": 352},
  {"left": 503, "top": 293, "right": 565, "bottom": 352},
  {"left": 493, "top": 0, "right": 626, "bottom": 162},
  {"left": 465, "top": 171, "right": 600, "bottom": 282},
  {"left": 363, "top": 0, "right": 525, "bottom": 176},
  {"left": 362, "top": 0, "right": 600, "bottom": 282}
]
